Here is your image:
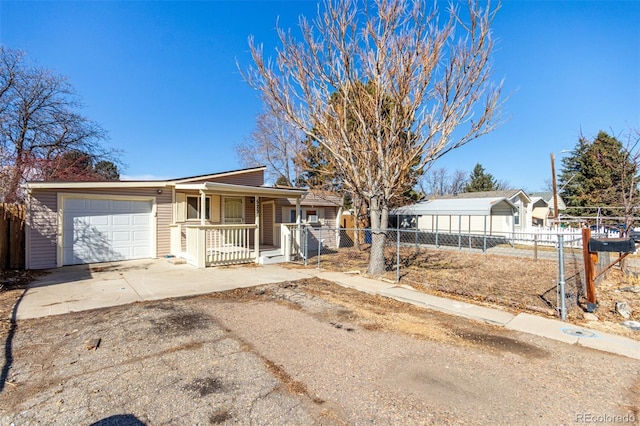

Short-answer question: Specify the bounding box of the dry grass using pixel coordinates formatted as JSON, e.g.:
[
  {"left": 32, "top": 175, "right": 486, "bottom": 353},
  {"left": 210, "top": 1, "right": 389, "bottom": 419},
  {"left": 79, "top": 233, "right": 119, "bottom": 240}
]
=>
[{"left": 292, "top": 245, "right": 640, "bottom": 340}]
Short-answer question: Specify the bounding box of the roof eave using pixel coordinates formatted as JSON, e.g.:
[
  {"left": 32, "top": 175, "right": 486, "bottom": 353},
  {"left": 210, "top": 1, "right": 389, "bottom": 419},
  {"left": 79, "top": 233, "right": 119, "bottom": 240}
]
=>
[
  {"left": 170, "top": 166, "right": 267, "bottom": 184},
  {"left": 25, "top": 181, "right": 169, "bottom": 190},
  {"left": 176, "top": 182, "right": 307, "bottom": 197}
]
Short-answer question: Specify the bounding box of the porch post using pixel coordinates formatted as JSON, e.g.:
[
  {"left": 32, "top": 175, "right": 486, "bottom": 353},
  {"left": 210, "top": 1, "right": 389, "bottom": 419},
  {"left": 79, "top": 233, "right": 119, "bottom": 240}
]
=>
[
  {"left": 196, "top": 228, "right": 206, "bottom": 268},
  {"left": 254, "top": 196, "right": 260, "bottom": 261},
  {"left": 199, "top": 190, "right": 206, "bottom": 226}
]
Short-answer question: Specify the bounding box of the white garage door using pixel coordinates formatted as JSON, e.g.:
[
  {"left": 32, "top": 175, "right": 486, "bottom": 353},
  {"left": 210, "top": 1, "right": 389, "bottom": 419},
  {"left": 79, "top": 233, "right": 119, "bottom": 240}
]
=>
[{"left": 63, "top": 198, "right": 153, "bottom": 265}]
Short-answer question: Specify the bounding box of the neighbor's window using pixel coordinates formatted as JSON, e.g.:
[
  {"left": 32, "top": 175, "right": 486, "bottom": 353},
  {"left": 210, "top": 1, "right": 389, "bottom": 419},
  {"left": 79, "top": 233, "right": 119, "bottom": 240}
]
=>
[
  {"left": 514, "top": 206, "right": 520, "bottom": 225},
  {"left": 186, "top": 196, "right": 211, "bottom": 220},
  {"left": 289, "top": 209, "right": 297, "bottom": 223},
  {"left": 224, "top": 197, "right": 244, "bottom": 223}
]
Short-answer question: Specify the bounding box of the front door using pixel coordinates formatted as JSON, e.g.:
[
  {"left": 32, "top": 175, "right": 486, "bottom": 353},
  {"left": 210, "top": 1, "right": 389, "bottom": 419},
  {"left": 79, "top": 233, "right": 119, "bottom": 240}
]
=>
[{"left": 261, "top": 202, "right": 274, "bottom": 245}]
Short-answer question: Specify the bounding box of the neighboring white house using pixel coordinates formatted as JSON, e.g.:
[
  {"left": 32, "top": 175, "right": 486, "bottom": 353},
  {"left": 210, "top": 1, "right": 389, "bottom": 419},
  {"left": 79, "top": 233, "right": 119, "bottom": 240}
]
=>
[
  {"left": 410, "top": 190, "right": 532, "bottom": 231},
  {"left": 391, "top": 196, "right": 517, "bottom": 237},
  {"left": 529, "top": 196, "right": 550, "bottom": 226},
  {"left": 529, "top": 191, "right": 567, "bottom": 222}
]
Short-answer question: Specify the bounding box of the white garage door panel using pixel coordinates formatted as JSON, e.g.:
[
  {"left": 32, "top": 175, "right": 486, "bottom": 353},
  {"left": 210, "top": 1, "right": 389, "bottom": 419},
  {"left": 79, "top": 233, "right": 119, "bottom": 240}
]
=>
[
  {"left": 132, "top": 230, "right": 150, "bottom": 240},
  {"left": 112, "top": 215, "right": 131, "bottom": 226},
  {"left": 132, "top": 215, "right": 149, "bottom": 225},
  {"left": 90, "top": 199, "right": 110, "bottom": 210},
  {"left": 63, "top": 198, "right": 153, "bottom": 265},
  {"left": 90, "top": 215, "right": 109, "bottom": 226},
  {"left": 112, "top": 231, "right": 131, "bottom": 241}
]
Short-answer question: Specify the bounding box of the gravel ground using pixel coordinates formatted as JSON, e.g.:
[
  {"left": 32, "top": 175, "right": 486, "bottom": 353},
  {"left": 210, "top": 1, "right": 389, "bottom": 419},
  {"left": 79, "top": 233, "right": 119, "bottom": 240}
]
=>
[{"left": 1, "top": 279, "right": 639, "bottom": 425}]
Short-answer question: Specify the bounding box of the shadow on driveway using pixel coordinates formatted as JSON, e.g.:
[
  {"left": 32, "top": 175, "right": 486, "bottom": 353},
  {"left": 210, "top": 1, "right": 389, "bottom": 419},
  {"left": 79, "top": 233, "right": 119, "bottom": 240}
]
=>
[{"left": 0, "top": 287, "right": 26, "bottom": 394}]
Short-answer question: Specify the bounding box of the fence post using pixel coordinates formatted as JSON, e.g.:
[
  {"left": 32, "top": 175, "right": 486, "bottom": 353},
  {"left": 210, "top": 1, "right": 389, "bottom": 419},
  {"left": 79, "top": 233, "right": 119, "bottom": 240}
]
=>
[
  {"left": 396, "top": 228, "right": 401, "bottom": 283},
  {"left": 304, "top": 226, "right": 308, "bottom": 266},
  {"left": 317, "top": 226, "right": 322, "bottom": 269},
  {"left": 458, "top": 216, "right": 462, "bottom": 250},
  {"left": 483, "top": 216, "right": 487, "bottom": 253},
  {"left": 533, "top": 234, "right": 538, "bottom": 261},
  {"left": 558, "top": 234, "right": 567, "bottom": 320}
]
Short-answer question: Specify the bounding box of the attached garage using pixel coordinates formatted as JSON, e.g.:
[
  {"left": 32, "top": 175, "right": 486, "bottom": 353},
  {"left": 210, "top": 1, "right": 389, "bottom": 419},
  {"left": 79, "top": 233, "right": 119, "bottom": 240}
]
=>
[
  {"left": 25, "top": 182, "right": 170, "bottom": 270},
  {"left": 61, "top": 197, "right": 154, "bottom": 265}
]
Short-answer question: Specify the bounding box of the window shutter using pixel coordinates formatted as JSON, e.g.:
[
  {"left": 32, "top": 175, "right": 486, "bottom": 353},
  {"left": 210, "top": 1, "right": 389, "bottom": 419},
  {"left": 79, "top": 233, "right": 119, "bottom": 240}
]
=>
[{"left": 176, "top": 193, "right": 186, "bottom": 222}]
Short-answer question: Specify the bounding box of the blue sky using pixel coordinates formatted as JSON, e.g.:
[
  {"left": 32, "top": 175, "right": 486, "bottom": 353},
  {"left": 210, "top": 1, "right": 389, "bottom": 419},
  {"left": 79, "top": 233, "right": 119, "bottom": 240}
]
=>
[{"left": 1, "top": 1, "right": 638, "bottom": 191}]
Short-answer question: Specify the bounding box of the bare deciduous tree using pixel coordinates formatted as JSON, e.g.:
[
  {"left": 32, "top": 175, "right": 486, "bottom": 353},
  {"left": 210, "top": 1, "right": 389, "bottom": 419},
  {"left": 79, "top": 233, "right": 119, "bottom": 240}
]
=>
[
  {"left": 242, "top": 0, "right": 503, "bottom": 275},
  {"left": 0, "top": 47, "right": 116, "bottom": 202},
  {"left": 420, "top": 167, "right": 469, "bottom": 197},
  {"left": 235, "top": 108, "right": 304, "bottom": 186},
  {"left": 619, "top": 129, "right": 640, "bottom": 235}
]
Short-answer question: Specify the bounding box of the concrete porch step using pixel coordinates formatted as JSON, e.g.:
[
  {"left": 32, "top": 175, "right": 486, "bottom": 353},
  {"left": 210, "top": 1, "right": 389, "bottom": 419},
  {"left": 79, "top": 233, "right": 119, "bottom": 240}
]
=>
[
  {"left": 165, "top": 255, "right": 188, "bottom": 265},
  {"left": 258, "top": 254, "right": 287, "bottom": 265}
]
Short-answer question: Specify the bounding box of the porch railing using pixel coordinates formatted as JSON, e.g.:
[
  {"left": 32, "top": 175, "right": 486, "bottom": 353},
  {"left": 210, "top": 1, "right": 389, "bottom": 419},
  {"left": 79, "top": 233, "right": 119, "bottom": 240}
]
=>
[
  {"left": 280, "top": 223, "right": 304, "bottom": 261},
  {"left": 184, "top": 224, "right": 257, "bottom": 267}
]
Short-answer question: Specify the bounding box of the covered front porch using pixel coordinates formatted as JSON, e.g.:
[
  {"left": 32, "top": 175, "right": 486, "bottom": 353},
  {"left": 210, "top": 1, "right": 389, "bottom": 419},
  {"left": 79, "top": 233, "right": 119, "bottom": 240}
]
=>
[
  {"left": 170, "top": 223, "right": 303, "bottom": 267},
  {"left": 169, "top": 181, "right": 307, "bottom": 267}
]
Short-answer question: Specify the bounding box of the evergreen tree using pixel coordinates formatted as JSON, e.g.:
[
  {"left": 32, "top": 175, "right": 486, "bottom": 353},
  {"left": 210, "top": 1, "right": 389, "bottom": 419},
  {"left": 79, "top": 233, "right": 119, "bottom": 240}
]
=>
[
  {"left": 464, "top": 163, "right": 498, "bottom": 192},
  {"left": 559, "top": 131, "right": 637, "bottom": 216},
  {"left": 94, "top": 160, "right": 120, "bottom": 181},
  {"left": 42, "top": 150, "right": 120, "bottom": 181}
]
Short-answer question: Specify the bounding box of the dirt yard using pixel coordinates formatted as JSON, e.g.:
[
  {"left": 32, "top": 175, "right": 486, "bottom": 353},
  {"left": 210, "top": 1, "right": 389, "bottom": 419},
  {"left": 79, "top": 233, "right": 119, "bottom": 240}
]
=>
[
  {"left": 302, "top": 246, "right": 640, "bottom": 340},
  {"left": 1, "top": 277, "right": 639, "bottom": 424}
]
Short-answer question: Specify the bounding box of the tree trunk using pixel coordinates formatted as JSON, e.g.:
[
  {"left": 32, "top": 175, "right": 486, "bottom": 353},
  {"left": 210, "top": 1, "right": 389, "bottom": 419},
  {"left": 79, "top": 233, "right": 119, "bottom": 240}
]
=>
[
  {"left": 367, "top": 196, "right": 388, "bottom": 276},
  {"left": 353, "top": 194, "right": 362, "bottom": 251},
  {"left": 5, "top": 153, "right": 24, "bottom": 203}
]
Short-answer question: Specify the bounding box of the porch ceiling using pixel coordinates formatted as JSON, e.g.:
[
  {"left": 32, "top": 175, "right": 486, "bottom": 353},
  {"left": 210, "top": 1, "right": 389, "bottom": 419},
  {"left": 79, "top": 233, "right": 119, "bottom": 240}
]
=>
[{"left": 175, "top": 182, "right": 307, "bottom": 197}]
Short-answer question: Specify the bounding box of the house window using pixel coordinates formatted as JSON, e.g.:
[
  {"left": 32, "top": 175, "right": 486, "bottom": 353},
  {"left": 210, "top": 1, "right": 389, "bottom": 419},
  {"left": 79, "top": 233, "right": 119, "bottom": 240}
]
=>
[
  {"left": 514, "top": 206, "right": 520, "bottom": 225},
  {"left": 289, "top": 209, "right": 297, "bottom": 223},
  {"left": 186, "top": 196, "right": 210, "bottom": 220},
  {"left": 224, "top": 197, "right": 244, "bottom": 223},
  {"left": 306, "top": 209, "right": 318, "bottom": 223}
]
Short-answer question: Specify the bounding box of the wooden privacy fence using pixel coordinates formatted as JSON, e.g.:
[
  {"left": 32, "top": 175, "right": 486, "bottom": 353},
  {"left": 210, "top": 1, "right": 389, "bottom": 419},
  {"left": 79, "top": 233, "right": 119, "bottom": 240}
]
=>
[{"left": 0, "top": 203, "right": 26, "bottom": 270}]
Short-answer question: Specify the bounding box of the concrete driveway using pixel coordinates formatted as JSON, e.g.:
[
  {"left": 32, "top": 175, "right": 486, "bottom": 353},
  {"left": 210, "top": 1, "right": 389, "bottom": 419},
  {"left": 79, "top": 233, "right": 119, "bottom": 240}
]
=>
[{"left": 16, "top": 259, "right": 315, "bottom": 320}]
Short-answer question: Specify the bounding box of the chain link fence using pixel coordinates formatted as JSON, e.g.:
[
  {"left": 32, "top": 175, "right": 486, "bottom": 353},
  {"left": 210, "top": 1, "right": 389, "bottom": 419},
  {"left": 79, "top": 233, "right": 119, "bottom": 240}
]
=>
[{"left": 290, "top": 225, "right": 587, "bottom": 319}]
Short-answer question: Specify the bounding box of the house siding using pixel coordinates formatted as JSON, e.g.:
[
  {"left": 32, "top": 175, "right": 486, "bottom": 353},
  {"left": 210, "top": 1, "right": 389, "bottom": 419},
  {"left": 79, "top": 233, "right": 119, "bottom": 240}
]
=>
[
  {"left": 417, "top": 212, "right": 513, "bottom": 236},
  {"left": 185, "top": 170, "right": 264, "bottom": 186},
  {"left": 273, "top": 199, "right": 341, "bottom": 252},
  {"left": 27, "top": 190, "right": 58, "bottom": 269},
  {"left": 324, "top": 205, "right": 337, "bottom": 227},
  {"left": 27, "top": 187, "right": 171, "bottom": 269},
  {"left": 305, "top": 223, "right": 340, "bottom": 251}
]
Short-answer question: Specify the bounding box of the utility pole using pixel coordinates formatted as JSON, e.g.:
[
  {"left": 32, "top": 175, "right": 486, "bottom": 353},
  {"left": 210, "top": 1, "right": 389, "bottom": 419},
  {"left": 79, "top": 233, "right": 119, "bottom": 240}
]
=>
[{"left": 551, "top": 153, "right": 559, "bottom": 222}]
